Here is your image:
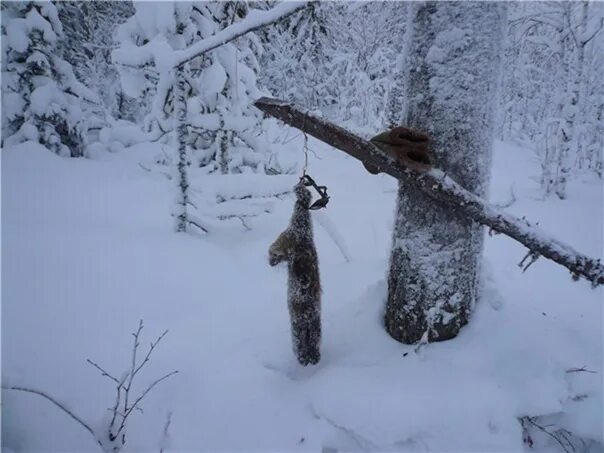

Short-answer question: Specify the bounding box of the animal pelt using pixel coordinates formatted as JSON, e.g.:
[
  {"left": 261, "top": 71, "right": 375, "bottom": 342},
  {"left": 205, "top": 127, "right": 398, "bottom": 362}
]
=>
[
  {"left": 365, "top": 126, "right": 432, "bottom": 174},
  {"left": 268, "top": 182, "right": 321, "bottom": 366}
]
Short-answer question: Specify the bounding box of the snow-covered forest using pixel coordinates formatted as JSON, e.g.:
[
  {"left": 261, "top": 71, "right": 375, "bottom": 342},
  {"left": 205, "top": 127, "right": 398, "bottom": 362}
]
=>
[{"left": 2, "top": 1, "right": 602, "bottom": 452}]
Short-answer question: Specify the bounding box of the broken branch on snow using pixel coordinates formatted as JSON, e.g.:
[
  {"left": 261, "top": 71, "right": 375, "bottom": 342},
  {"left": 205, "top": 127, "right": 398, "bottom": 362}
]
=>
[{"left": 254, "top": 97, "right": 604, "bottom": 287}]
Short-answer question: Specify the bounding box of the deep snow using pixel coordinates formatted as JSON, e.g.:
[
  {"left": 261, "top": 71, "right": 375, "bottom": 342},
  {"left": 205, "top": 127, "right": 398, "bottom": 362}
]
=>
[{"left": 1, "top": 135, "right": 602, "bottom": 452}]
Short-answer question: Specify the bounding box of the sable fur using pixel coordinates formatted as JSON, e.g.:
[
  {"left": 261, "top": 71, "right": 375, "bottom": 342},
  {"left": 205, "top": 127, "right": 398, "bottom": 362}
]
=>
[
  {"left": 365, "top": 126, "right": 432, "bottom": 174},
  {"left": 268, "top": 182, "right": 321, "bottom": 366}
]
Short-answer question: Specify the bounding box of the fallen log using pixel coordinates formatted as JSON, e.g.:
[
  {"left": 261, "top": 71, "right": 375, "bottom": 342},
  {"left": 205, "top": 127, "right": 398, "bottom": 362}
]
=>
[{"left": 254, "top": 97, "right": 604, "bottom": 287}]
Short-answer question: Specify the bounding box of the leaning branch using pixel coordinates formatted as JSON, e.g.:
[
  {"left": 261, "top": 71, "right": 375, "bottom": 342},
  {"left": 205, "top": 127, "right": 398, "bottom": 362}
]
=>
[
  {"left": 173, "top": 2, "right": 307, "bottom": 68},
  {"left": 254, "top": 97, "right": 604, "bottom": 287},
  {"left": 2, "top": 386, "right": 103, "bottom": 450}
]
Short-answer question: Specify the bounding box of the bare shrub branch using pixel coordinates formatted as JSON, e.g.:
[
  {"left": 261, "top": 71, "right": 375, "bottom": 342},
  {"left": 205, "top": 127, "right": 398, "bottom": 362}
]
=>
[
  {"left": 2, "top": 385, "right": 104, "bottom": 450},
  {"left": 88, "top": 320, "right": 178, "bottom": 449},
  {"left": 86, "top": 359, "right": 120, "bottom": 384}
]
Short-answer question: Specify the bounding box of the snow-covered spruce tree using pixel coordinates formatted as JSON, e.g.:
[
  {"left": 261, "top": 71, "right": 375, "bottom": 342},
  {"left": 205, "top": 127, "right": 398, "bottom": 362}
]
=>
[
  {"left": 259, "top": 2, "right": 335, "bottom": 114},
  {"left": 114, "top": 2, "right": 208, "bottom": 232},
  {"left": 57, "top": 1, "right": 135, "bottom": 123},
  {"left": 328, "top": 2, "right": 406, "bottom": 131},
  {"left": 112, "top": 2, "right": 198, "bottom": 133},
  {"left": 384, "top": 2, "right": 505, "bottom": 343},
  {"left": 114, "top": 2, "right": 270, "bottom": 174},
  {"left": 191, "top": 2, "right": 269, "bottom": 174},
  {"left": 260, "top": 2, "right": 406, "bottom": 132},
  {"left": 1, "top": 1, "right": 97, "bottom": 156}
]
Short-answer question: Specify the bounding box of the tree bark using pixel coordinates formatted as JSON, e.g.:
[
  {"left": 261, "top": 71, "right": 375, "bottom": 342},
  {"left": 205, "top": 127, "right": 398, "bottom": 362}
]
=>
[
  {"left": 382, "top": 2, "right": 507, "bottom": 343},
  {"left": 173, "top": 68, "right": 191, "bottom": 233},
  {"left": 385, "top": 2, "right": 503, "bottom": 343}
]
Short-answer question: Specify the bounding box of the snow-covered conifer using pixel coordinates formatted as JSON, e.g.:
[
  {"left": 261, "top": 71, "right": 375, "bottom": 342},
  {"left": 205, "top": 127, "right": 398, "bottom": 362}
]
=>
[
  {"left": 1, "top": 1, "right": 97, "bottom": 156},
  {"left": 57, "top": 1, "right": 135, "bottom": 124},
  {"left": 113, "top": 2, "right": 271, "bottom": 174},
  {"left": 259, "top": 2, "right": 334, "bottom": 113},
  {"left": 260, "top": 2, "right": 406, "bottom": 132},
  {"left": 190, "top": 2, "right": 269, "bottom": 174},
  {"left": 331, "top": 2, "right": 406, "bottom": 131}
]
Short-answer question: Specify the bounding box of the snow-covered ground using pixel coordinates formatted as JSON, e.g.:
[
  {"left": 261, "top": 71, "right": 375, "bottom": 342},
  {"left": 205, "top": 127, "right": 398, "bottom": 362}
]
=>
[{"left": 2, "top": 136, "right": 602, "bottom": 452}]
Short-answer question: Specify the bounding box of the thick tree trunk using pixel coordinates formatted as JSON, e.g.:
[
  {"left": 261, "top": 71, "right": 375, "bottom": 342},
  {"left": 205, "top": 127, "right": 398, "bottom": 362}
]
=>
[{"left": 385, "top": 2, "right": 506, "bottom": 343}]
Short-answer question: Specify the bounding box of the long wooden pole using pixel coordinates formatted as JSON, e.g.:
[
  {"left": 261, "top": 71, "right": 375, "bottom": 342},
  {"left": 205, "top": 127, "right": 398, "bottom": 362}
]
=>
[{"left": 254, "top": 97, "right": 604, "bottom": 287}]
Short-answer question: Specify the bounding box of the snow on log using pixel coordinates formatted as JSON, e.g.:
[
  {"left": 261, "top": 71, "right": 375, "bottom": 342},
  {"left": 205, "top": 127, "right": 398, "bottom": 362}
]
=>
[{"left": 254, "top": 97, "right": 604, "bottom": 287}]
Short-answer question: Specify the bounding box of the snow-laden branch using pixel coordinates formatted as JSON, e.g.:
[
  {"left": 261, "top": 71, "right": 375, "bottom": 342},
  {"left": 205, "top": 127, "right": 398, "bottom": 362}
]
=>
[
  {"left": 114, "top": 3, "right": 307, "bottom": 72},
  {"left": 173, "top": 2, "right": 307, "bottom": 68},
  {"left": 254, "top": 97, "right": 604, "bottom": 287}
]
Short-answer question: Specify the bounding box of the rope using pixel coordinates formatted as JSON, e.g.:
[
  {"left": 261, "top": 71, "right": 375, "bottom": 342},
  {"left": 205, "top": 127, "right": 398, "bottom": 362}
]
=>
[
  {"left": 234, "top": 47, "right": 239, "bottom": 104},
  {"left": 301, "top": 112, "right": 309, "bottom": 176}
]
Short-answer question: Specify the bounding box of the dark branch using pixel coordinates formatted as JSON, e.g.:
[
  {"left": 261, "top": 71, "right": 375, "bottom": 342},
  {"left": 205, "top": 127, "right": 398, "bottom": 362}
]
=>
[
  {"left": 566, "top": 366, "right": 596, "bottom": 374},
  {"left": 114, "top": 370, "right": 179, "bottom": 439},
  {"left": 2, "top": 386, "right": 103, "bottom": 450},
  {"left": 254, "top": 97, "right": 604, "bottom": 287},
  {"left": 86, "top": 358, "right": 120, "bottom": 384},
  {"left": 131, "top": 329, "right": 169, "bottom": 380},
  {"left": 520, "top": 416, "right": 572, "bottom": 453},
  {"left": 582, "top": 17, "right": 604, "bottom": 46}
]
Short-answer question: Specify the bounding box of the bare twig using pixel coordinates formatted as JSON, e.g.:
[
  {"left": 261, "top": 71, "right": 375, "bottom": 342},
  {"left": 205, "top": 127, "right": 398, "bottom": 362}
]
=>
[
  {"left": 131, "top": 329, "right": 169, "bottom": 380},
  {"left": 114, "top": 371, "right": 179, "bottom": 439},
  {"left": 109, "top": 374, "right": 127, "bottom": 431},
  {"left": 282, "top": 132, "right": 302, "bottom": 145},
  {"left": 2, "top": 386, "right": 103, "bottom": 450},
  {"left": 581, "top": 17, "right": 603, "bottom": 45},
  {"left": 519, "top": 416, "right": 572, "bottom": 453},
  {"left": 122, "top": 320, "right": 144, "bottom": 419},
  {"left": 215, "top": 190, "right": 291, "bottom": 203},
  {"left": 494, "top": 185, "right": 517, "bottom": 209},
  {"left": 160, "top": 411, "right": 173, "bottom": 453},
  {"left": 306, "top": 145, "right": 324, "bottom": 160},
  {"left": 138, "top": 162, "right": 152, "bottom": 173},
  {"left": 519, "top": 251, "right": 540, "bottom": 272},
  {"left": 216, "top": 215, "right": 253, "bottom": 230},
  {"left": 103, "top": 321, "right": 176, "bottom": 449},
  {"left": 86, "top": 359, "right": 120, "bottom": 384},
  {"left": 7, "top": 321, "right": 176, "bottom": 453},
  {"left": 309, "top": 404, "right": 378, "bottom": 451},
  {"left": 150, "top": 130, "right": 170, "bottom": 143},
  {"left": 566, "top": 366, "right": 596, "bottom": 374},
  {"left": 187, "top": 216, "right": 210, "bottom": 233}
]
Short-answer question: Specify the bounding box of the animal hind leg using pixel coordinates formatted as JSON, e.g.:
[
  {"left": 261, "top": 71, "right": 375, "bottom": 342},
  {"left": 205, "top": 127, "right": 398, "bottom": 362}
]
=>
[{"left": 305, "top": 312, "right": 321, "bottom": 365}]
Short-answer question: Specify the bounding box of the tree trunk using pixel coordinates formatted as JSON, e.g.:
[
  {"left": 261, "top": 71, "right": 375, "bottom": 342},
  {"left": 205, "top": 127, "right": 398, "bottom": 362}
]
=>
[
  {"left": 218, "top": 129, "right": 232, "bottom": 175},
  {"left": 173, "top": 67, "right": 191, "bottom": 233},
  {"left": 555, "top": 41, "right": 576, "bottom": 200},
  {"left": 385, "top": 2, "right": 505, "bottom": 343}
]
